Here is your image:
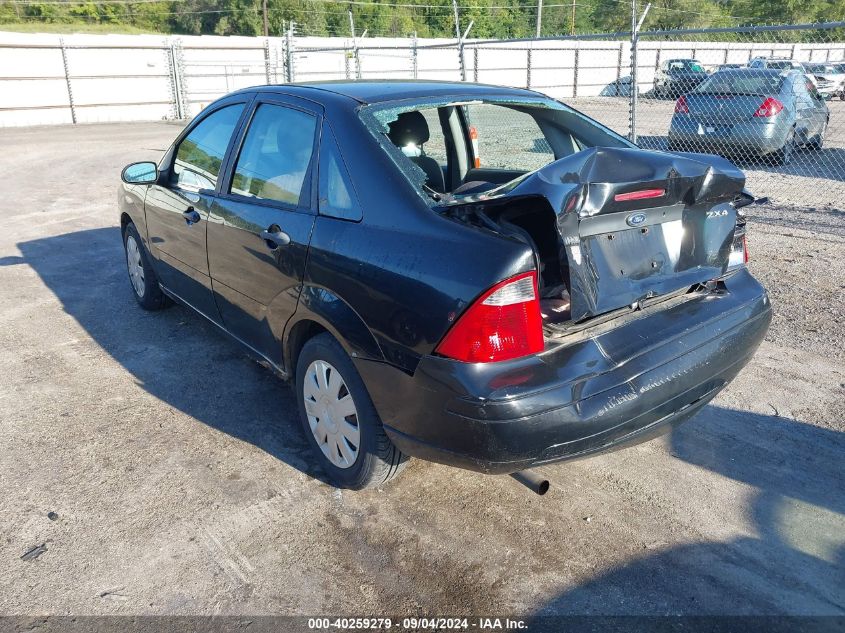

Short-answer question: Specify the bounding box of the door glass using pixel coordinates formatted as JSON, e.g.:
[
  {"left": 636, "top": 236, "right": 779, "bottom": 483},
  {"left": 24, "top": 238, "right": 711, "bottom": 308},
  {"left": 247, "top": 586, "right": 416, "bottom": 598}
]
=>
[
  {"left": 173, "top": 104, "right": 244, "bottom": 191},
  {"left": 230, "top": 104, "right": 317, "bottom": 206},
  {"left": 465, "top": 103, "right": 554, "bottom": 172},
  {"left": 318, "top": 123, "right": 361, "bottom": 221}
]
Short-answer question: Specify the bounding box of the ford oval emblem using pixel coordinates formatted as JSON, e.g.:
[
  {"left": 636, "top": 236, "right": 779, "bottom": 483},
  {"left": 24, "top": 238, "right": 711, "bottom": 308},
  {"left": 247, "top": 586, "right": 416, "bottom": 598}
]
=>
[{"left": 626, "top": 212, "right": 647, "bottom": 227}]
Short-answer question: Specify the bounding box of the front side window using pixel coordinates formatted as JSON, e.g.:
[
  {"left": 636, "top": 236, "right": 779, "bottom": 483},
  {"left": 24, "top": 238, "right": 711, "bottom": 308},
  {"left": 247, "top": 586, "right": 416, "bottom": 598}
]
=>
[
  {"left": 230, "top": 103, "right": 317, "bottom": 206},
  {"left": 173, "top": 103, "right": 244, "bottom": 191}
]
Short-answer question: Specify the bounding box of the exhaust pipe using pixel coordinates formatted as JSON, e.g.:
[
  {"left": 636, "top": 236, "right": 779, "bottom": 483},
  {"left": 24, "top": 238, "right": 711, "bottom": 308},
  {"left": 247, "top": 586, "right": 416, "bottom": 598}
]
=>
[{"left": 509, "top": 470, "right": 550, "bottom": 495}]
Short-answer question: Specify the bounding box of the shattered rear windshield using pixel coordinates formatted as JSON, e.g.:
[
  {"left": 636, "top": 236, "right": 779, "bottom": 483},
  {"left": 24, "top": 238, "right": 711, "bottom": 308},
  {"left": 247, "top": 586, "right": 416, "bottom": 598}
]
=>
[{"left": 358, "top": 96, "right": 633, "bottom": 204}]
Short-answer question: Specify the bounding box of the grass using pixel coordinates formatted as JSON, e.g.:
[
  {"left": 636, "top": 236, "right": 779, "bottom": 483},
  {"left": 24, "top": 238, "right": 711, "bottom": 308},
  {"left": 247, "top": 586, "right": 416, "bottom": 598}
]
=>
[{"left": 0, "top": 22, "right": 166, "bottom": 35}]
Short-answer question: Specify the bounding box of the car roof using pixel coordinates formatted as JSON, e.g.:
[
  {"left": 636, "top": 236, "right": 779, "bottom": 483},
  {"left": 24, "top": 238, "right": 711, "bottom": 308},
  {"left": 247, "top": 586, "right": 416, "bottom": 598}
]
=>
[{"left": 246, "top": 80, "right": 540, "bottom": 106}]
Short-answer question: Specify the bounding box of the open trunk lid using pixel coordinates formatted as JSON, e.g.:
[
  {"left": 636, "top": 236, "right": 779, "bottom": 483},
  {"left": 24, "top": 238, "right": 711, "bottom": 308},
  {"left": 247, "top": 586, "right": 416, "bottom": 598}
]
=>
[{"left": 442, "top": 146, "right": 746, "bottom": 322}]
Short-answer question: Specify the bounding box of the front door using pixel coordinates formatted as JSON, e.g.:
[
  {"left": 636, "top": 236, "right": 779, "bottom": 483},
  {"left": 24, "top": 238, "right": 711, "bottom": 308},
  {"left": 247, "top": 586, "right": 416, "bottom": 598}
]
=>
[
  {"left": 145, "top": 101, "right": 247, "bottom": 319},
  {"left": 207, "top": 97, "right": 320, "bottom": 365}
]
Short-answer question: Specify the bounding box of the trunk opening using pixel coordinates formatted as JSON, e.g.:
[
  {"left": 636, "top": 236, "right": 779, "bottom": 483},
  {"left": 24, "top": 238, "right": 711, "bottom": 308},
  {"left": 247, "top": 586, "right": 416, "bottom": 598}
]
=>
[{"left": 439, "top": 146, "right": 748, "bottom": 334}]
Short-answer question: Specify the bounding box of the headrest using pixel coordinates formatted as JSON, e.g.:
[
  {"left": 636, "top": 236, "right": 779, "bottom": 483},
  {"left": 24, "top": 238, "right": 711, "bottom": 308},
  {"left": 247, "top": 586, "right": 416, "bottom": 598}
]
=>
[{"left": 387, "top": 110, "right": 430, "bottom": 146}]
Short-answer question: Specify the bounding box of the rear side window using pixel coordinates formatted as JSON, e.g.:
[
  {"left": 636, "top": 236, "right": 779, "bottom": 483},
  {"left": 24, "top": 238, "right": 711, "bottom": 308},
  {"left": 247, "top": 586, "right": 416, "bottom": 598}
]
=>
[
  {"left": 173, "top": 103, "right": 244, "bottom": 191},
  {"left": 318, "top": 123, "right": 361, "bottom": 221},
  {"left": 230, "top": 103, "right": 317, "bottom": 206},
  {"left": 694, "top": 71, "right": 784, "bottom": 95},
  {"left": 466, "top": 104, "right": 554, "bottom": 172}
]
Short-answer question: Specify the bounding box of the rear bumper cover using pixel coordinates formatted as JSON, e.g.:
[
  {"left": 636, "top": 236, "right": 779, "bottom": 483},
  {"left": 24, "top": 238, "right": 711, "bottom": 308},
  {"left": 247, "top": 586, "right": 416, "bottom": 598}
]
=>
[
  {"left": 356, "top": 269, "right": 771, "bottom": 474},
  {"left": 669, "top": 116, "right": 789, "bottom": 155}
]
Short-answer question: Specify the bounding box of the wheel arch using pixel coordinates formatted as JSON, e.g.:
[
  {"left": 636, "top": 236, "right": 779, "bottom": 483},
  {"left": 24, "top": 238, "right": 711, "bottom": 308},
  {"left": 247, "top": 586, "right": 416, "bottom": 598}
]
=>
[{"left": 284, "top": 284, "right": 384, "bottom": 378}]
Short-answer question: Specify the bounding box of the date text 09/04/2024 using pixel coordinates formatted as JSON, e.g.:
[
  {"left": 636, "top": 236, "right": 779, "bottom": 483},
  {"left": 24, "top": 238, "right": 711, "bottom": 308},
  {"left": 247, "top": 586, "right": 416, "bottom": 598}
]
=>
[{"left": 307, "top": 617, "right": 528, "bottom": 630}]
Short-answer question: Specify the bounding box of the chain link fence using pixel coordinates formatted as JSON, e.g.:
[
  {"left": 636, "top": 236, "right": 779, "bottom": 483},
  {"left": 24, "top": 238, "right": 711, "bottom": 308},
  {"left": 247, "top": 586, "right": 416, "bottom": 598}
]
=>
[{"left": 2, "top": 23, "right": 844, "bottom": 210}]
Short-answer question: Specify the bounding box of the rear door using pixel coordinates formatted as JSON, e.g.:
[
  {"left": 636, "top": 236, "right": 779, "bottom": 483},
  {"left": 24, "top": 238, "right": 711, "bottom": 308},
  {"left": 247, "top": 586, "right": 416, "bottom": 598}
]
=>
[
  {"left": 207, "top": 94, "right": 320, "bottom": 365},
  {"left": 145, "top": 99, "right": 249, "bottom": 320}
]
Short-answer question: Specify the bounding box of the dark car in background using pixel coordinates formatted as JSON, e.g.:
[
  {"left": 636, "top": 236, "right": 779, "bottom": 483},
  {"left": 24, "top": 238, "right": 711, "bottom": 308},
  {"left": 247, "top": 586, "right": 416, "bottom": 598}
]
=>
[
  {"left": 668, "top": 68, "right": 828, "bottom": 164},
  {"left": 118, "top": 81, "right": 771, "bottom": 490},
  {"left": 653, "top": 58, "right": 709, "bottom": 98}
]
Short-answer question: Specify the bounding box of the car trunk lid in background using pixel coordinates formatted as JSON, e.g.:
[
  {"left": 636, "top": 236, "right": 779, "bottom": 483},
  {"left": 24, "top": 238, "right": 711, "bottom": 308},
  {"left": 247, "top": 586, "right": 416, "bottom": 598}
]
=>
[
  {"left": 506, "top": 147, "right": 745, "bottom": 321},
  {"left": 686, "top": 93, "right": 772, "bottom": 125}
]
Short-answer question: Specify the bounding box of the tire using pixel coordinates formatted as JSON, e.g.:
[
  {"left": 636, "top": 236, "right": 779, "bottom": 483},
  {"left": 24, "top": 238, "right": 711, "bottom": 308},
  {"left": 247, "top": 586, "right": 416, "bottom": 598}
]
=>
[
  {"left": 767, "top": 128, "right": 796, "bottom": 166},
  {"left": 122, "top": 222, "right": 169, "bottom": 310},
  {"left": 296, "top": 333, "right": 408, "bottom": 489},
  {"left": 809, "top": 120, "right": 827, "bottom": 151}
]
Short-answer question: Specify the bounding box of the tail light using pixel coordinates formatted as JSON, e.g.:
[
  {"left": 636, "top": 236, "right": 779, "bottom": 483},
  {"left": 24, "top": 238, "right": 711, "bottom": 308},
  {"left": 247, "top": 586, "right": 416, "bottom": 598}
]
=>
[
  {"left": 674, "top": 95, "right": 689, "bottom": 114},
  {"left": 728, "top": 229, "right": 749, "bottom": 269},
  {"left": 435, "top": 271, "right": 544, "bottom": 363},
  {"left": 753, "top": 97, "right": 784, "bottom": 118}
]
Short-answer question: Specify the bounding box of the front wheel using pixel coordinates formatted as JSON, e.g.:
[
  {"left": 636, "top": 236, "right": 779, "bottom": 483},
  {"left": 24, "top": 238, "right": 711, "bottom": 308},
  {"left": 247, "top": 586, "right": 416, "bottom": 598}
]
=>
[
  {"left": 123, "top": 222, "right": 168, "bottom": 310},
  {"left": 296, "top": 333, "right": 408, "bottom": 489}
]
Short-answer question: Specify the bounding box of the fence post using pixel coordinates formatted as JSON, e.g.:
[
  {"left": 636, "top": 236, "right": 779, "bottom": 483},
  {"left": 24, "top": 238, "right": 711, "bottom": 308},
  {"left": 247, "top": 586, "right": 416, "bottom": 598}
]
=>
[
  {"left": 344, "top": 43, "right": 351, "bottom": 80},
  {"left": 166, "top": 40, "right": 184, "bottom": 120},
  {"left": 285, "top": 22, "right": 296, "bottom": 82},
  {"left": 59, "top": 38, "right": 76, "bottom": 125},
  {"left": 617, "top": 41, "right": 624, "bottom": 84},
  {"left": 411, "top": 32, "right": 418, "bottom": 79},
  {"left": 173, "top": 39, "right": 188, "bottom": 119},
  {"left": 630, "top": 33, "right": 638, "bottom": 143},
  {"left": 527, "top": 48, "right": 532, "bottom": 89},
  {"left": 264, "top": 38, "right": 272, "bottom": 84},
  {"left": 473, "top": 47, "right": 479, "bottom": 82},
  {"left": 573, "top": 46, "right": 579, "bottom": 97}
]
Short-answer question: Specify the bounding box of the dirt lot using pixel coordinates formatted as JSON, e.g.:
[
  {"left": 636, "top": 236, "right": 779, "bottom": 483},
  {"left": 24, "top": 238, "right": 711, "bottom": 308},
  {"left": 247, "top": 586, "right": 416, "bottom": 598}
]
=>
[{"left": 0, "top": 122, "right": 843, "bottom": 619}]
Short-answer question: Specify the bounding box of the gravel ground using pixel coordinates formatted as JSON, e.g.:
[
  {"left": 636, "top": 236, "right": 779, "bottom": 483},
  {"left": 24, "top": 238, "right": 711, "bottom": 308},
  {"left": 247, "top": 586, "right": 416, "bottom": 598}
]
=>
[{"left": 0, "top": 122, "right": 843, "bottom": 619}]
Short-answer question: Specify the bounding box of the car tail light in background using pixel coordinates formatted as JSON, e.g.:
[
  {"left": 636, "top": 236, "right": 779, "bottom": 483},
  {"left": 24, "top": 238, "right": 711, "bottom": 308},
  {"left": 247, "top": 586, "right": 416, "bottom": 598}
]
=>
[
  {"left": 436, "top": 271, "right": 544, "bottom": 363},
  {"left": 674, "top": 95, "right": 689, "bottom": 114},
  {"left": 753, "top": 97, "right": 784, "bottom": 118}
]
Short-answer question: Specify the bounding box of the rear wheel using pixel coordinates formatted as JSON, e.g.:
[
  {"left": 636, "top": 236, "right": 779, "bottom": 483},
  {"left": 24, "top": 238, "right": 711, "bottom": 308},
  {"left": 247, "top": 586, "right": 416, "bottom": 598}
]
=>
[
  {"left": 809, "top": 120, "right": 827, "bottom": 150},
  {"left": 767, "top": 128, "right": 796, "bottom": 166},
  {"left": 296, "top": 333, "right": 408, "bottom": 489},
  {"left": 122, "top": 222, "right": 168, "bottom": 310}
]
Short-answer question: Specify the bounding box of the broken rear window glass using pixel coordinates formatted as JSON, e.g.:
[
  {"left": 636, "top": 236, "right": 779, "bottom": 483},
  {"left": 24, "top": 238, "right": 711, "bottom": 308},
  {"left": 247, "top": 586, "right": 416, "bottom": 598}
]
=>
[{"left": 358, "top": 96, "right": 632, "bottom": 202}]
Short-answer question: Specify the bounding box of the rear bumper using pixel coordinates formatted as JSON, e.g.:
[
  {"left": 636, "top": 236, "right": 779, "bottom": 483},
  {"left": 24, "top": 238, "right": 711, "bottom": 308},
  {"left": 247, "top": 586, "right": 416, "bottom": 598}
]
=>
[
  {"left": 669, "top": 116, "right": 789, "bottom": 155},
  {"left": 356, "top": 269, "right": 772, "bottom": 474}
]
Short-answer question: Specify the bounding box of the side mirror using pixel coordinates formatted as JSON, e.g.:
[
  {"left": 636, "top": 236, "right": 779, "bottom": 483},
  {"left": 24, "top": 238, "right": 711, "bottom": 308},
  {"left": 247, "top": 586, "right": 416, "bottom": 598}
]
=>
[{"left": 122, "top": 162, "right": 158, "bottom": 185}]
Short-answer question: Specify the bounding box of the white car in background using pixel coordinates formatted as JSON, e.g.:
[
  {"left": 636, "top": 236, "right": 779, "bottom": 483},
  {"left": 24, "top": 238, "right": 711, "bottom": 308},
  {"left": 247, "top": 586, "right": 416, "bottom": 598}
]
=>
[
  {"left": 805, "top": 62, "right": 845, "bottom": 100},
  {"left": 748, "top": 57, "right": 819, "bottom": 87}
]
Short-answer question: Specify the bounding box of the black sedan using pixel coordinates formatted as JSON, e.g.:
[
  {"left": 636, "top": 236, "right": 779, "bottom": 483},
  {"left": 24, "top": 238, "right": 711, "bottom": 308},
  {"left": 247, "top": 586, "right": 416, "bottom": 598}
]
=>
[
  {"left": 118, "top": 81, "right": 771, "bottom": 490},
  {"left": 653, "top": 58, "right": 709, "bottom": 98}
]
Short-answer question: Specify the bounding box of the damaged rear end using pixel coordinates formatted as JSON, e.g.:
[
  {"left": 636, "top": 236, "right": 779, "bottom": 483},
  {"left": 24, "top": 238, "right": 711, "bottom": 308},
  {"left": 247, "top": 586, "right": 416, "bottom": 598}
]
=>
[
  {"left": 438, "top": 146, "right": 752, "bottom": 326},
  {"left": 373, "top": 146, "right": 771, "bottom": 474}
]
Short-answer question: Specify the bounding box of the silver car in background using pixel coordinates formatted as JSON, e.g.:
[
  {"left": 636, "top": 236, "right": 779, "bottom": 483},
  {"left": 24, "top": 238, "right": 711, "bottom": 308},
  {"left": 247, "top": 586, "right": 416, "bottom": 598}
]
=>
[{"left": 668, "top": 69, "right": 829, "bottom": 165}]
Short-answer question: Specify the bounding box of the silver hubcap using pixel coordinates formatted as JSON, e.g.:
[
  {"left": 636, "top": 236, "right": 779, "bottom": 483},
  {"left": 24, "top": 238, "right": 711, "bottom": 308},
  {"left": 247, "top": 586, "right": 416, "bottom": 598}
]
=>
[
  {"left": 125, "top": 235, "right": 145, "bottom": 298},
  {"left": 303, "top": 360, "right": 360, "bottom": 469}
]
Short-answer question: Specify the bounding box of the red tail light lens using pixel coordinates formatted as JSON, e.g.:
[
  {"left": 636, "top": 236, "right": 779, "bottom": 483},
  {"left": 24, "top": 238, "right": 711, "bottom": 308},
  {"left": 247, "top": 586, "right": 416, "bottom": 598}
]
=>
[
  {"left": 674, "top": 95, "right": 689, "bottom": 114},
  {"left": 753, "top": 97, "right": 784, "bottom": 118},
  {"left": 435, "top": 271, "right": 544, "bottom": 363}
]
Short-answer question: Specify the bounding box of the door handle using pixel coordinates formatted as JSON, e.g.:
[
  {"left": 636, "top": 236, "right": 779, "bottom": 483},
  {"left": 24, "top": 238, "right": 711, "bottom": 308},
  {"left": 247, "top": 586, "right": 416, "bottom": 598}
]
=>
[
  {"left": 260, "top": 226, "right": 291, "bottom": 249},
  {"left": 182, "top": 207, "right": 201, "bottom": 225}
]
